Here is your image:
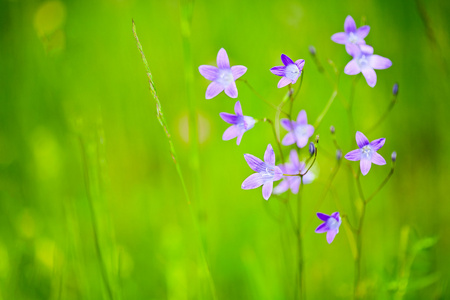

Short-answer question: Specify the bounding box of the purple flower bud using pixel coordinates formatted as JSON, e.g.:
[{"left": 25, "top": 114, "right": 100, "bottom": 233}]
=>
[
  {"left": 392, "top": 83, "right": 399, "bottom": 96},
  {"left": 336, "top": 149, "right": 342, "bottom": 160},
  {"left": 330, "top": 125, "right": 335, "bottom": 134},
  {"left": 309, "top": 45, "right": 316, "bottom": 56},
  {"left": 391, "top": 151, "right": 397, "bottom": 162},
  {"left": 309, "top": 142, "right": 315, "bottom": 156}
]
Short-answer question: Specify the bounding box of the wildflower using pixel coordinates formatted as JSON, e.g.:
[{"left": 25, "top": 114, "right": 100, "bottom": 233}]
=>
[
  {"left": 331, "top": 15, "right": 370, "bottom": 52},
  {"left": 315, "top": 212, "right": 342, "bottom": 244},
  {"left": 345, "top": 131, "right": 386, "bottom": 175},
  {"left": 274, "top": 150, "right": 315, "bottom": 195},
  {"left": 344, "top": 44, "right": 392, "bottom": 87},
  {"left": 280, "top": 110, "right": 314, "bottom": 148},
  {"left": 219, "top": 101, "right": 255, "bottom": 145},
  {"left": 309, "top": 142, "right": 315, "bottom": 156},
  {"left": 199, "top": 48, "right": 247, "bottom": 99},
  {"left": 392, "top": 83, "right": 399, "bottom": 96},
  {"left": 270, "top": 54, "right": 305, "bottom": 88},
  {"left": 242, "top": 144, "right": 283, "bottom": 200}
]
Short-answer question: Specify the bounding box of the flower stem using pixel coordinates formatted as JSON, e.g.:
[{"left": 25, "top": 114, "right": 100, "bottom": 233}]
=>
[
  {"left": 366, "top": 164, "right": 395, "bottom": 204},
  {"left": 297, "top": 176, "right": 305, "bottom": 300},
  {"left": 263, "top": 118, "right": 285, "bottom": 163},
  {"left": 313, "top": 90, "right": 338, "bottom": 129},
  {"left": 365, "top": 94, "right": 398, "bottom": 134},
  {"left": 241, "top": 79, "right": 289, "bottom": 116}
]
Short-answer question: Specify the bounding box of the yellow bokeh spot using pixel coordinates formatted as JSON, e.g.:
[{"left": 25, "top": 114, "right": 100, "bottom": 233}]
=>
[{"left": 34, "top": 1, "right": 66, "bottom": 36}]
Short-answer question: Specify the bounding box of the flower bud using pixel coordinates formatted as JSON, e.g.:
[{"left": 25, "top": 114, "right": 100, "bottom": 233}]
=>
[
  {"left": 336, "top": 149, "right": 342, "bottom": 160},
  {"left": 391, "top": 151, "right": 397, "bottom": 162},
  {"left": 392, "top": 83, "right": 399, "bottom": 96},
  {"left": 330, "top": 125, "right": 335, "bottom": 134},
  {"left": 309, "top": 45, "right": 316, "bottom": 56},
  {"left": 315, "top": 135, "right": 320, "bottom": 144},
  {"left": 309, "top": 142, "right": 315, "bottom": 156}
]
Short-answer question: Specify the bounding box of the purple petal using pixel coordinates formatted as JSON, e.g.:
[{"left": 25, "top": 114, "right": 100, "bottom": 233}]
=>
[
  {"left": 370, "top": 138, "right": 386, "bottom": 151},
  {"left": 277, "top": 77, "right": 291, "bottom": 88},
  {"left": 306, "top": 125, "right": 314, "bottom": 137},
  {"left": 344, "top": 15, "right": 356, "bottom": 33},
  {"left": 270, "top": 66, "right": 285, "bottom": 76},
  {"left": 360, "top": 45, "right": 374, "bottom": 55},
  {"left": 360, "top": 159, "right": 372, "bottom": 176},
  {"left": 356, "top": 25, "right": 370, "bottom": 39},
  {"left": 289, "top": 149, "right": 299, "bottom": 167},
  {"left": 234, "top": 101, "right": 243, "bottom": 116},
  {"left": 264, "top": 144, "right": 275, "bottom": 165},
  {"left": 346, "top": 44, "right": 361, "bottom": 58},
  {"left": 262, "top": 181, "right": 273, "bottom": 200},
  {"left": 205, "top": 81, "right": 224, "bottom": 99},
  {"left": 244, "top": 154, "right": 265, "bottom": 173},
  {"left": 199, "top": 65, "right": 219, "bottom": 81},
  {"left": 280, "top": 119, "right": 292, "bottom": 130},
  {"left": 317, "top": 212, "right": 330, "bottom": 221},
  {"left": 344, "top": 60, "right": 361, "bottom": 75},
  {"left": 281, "top": 54, "right": 294, "bottom": 66},
  {"left": 369, "top": 55, "right": 392, "bottom": 70},
  {"left": 331, "top": 32, "right": 348, "bottom": 44},
  {"left": 242, "top": 173, "right": 264, "bottom": 190},
  {"left": 331, "top": 212, "right": 340, "bottom": 220},
  {"left": 290, "top": 177, "right": 301, "bottom": 194},
  {"left": 224, "top": 81, "right": 238, "bottom": 98},
  {"left": 273, "top": 166, "right": 283, "bottom": 181},
  {"left": 362, "top": 67, "right": 377, "bottom": 88},
  {"left": 297, "top": 110, "right": 307, "bottom": 124},
  {"left": 222, "top": 126, "right": 240, "bottom": 141},
  {"left": 243, "top": 116, "right": 256, "bottom": 130},
  {"left": 371, "top": 152, "right": 386, "bottom": 165},
  {"left": 236, "top": 133, "right": 244, "bottom": 145},
  {"left": 282, "top": 132, "right": 295, "bottom": 146},
  {"left": 295, "top": 59, "right": 305, "bottom": 71},
  {"left": 326, "top": 229, "right": 338, "bottom": 244},
  {"left": 217, "top": 48, "right": 230, "bottom": 69},
  {"left": 274, "top": 179, "right": 289, "bottom": 194},
  {"left": 296, "top": 136, "right": 309, "bottom": 148},
  {"left": 344, "top": 149, "right": 361, "bottom": 161},
  {"left": 356, "top": 131, "right": 369, "bottom": 148},
  {"left": 219, "top": 112, "right": 238, "bottom": 124},
  {"left": 231, "top": 65, "right": 247, "bottom": 80},
  {"left": 315, "top": 223, "right": 329, "bottom": 234}
]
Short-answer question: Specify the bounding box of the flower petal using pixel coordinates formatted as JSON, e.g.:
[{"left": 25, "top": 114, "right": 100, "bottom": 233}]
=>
[
  {"left": 297, "top": 110, "right": 307, "bottom": 124},
  {"left": 224, "top": 81, "right": 238, "bottom": 98},
  {"left": 356, "top": 131, "right": 370, "bottom": 148},
  {"left": 356, "top": 25, "right": 370, "bottom": 39},
  {"left": 317, "top": 212, "right": 330, "bottom": 221},
  {"left": 231, "top": 65, "right": 247, "bottom": 80},
  {"left": 344, "top": 60, "right": 361, "bottom": 75},
  {"left": 234, "top": 101, "right": 243, "bottom": 116},
  {"left": 281, "top": 54, "right": 294, "bottom": 66},
  {"left": 371, "top": 152, "right": 386, "bottom": 165},
  {"left": 241, "top": 173, "right": 264, "bottom": 190},
  {"left": 345, "top": 149, "right": 361, "bottom": 161},
  {"left": 264, "top": 144, "right": 275, "bottom": 165},
  {"left": 219, "top": 112, "right": 238, "bottom": 124},
  {"left": 217, "top": 48, "right": 230, "bottom": 69},
  {"left": 243, "top": 116, "right": 256, "bottom": 130},
  {"left": 236, "top": 133, "right": 244, "bottom": 145},
  {"left": 296, "top": 136, "right": 309, "bottom": 149},
  {"left": 346, "top": 44, "right": 361, "bottom": 58},
  {"left": 290, "top": 177, "right": 301, "bottom": 194},
  {"left": 199, "top": 65, "right": 219, "bottom": 81},
  {"left": 315, "top": 223, "right": 329, "bottom": 233},
  {"left": 222, "top": 126, "right": 240, "bottom": 141},
  {"left": 362, "top": 67, "right": 377, "bottom": 88},
  {"left": 289, "top": 149, "right": 299, "bottom": 167},
  {"left": 205, "top": 81, "right": 224, "bottom": 99},
  {"left": 244, "top": 154, "right": 265, "bottom": 172},
  {"left": 344, "top": 15, "right": 356, "bottom": 33},
  {"left": 331, "top": 32, "right": 348, "bottom": 44},
  {"left": 331, "top": 212, "right": 340, "bottom": 220},
  {"left": 281, "top": 119, "right": 292, "bottom": 130},
  {"left": 273, "top": 166, "right": 284, "bottom": 181},
  {"left": 273, "top": 179, "right": 289, "bottom": 194},
  {"left": 295, "top": 59, "right": 305, "bottom": 71},
  {"left": 306, "top": 125, "right": 314, "bottom": 137},
  {"left": 327, "top": 229, "right": 338, "bottom": 244},
  {"left": 262, "top": 181, "right": 273, "bottom": 200},
  {"left": 282, "top": 132, "right": 295, "bottom": 146},
  {"left": 277, "top": 77, "right": 291, "bottom": 88},
  {"left": 360, "top": 45, "right": 374, "bottom": 55},
  {"left": 270, "top": 66, "right": 285, "bottom": 76},
  {"left": 370, "top": 138, "right": 386, "bottom": 151},
  {"left": 360, "top": 159, "right": 372, "bottom": 176},
  {"left": 369, "top": 55, "right": 392, "bottom": 70}
]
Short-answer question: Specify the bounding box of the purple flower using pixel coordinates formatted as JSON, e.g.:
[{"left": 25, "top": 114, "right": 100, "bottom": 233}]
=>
[
  {"left": 242, "top": 144, "right": 283, "bottom": 200},
  {"left": 199, "top": 48, "right": 247, "bottom": 99},
  {"left": 344, "top": 44, "right": 392, "bottom": 88},
  {"left": 274, "top": 150, "right": 315, "bottom": 195},
  {"left": 331, "top": 15, "right": 370, "bottom": 53},
  {"left": 270, "top": 54, "right": 305, "bottom": 88},
  {"left": 219, "top": 101, "right": 255, "bottom": 145},
  {"left": 345, "top": 131, "right": 386, "bottom": 176},
  {"left": 280, "top": 110, "right": 314, "bottom": 148},
  {"left": 315, "top": 212, "right": 342, "bottom": 244}
]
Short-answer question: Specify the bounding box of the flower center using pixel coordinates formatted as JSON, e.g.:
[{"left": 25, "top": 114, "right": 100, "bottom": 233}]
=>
[
  {"left": 358, "top": 55, "right": 369, "bottom": 68},
  {"left": 236, "top": 116, "right": 246, "bottom": 130},
  {"left": 217, "top": 69, "right": 234, "bottom": 87},
  {"left": 285, "top": 64, "right": 300, "bottom": 81},
  {"left": 361, "top": 145, "right": 372, "bottom": 159},
  {"left": 259, "top": 167, "right": 275, "bottom": 178},
  {"left": 327, "top": 217, "right": 339, "bottom": 230},
  {"left": 294, "top": 125, "right": 307, "bottom": 137},
  {"left": 348, "top": 32, "right": 358, "bottom": 44}
]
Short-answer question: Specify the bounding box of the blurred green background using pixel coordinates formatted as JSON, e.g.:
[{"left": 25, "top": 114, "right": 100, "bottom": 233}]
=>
[{"left": 1, "top": 0, "right": 449, "bottom": 299}]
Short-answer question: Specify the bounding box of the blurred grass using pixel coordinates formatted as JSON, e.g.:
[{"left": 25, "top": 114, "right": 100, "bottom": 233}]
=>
[{"left": 0, "top": 0, "right": 450, "bottom": 299}]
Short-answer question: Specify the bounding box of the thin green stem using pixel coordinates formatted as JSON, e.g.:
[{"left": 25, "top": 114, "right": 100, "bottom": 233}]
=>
[
  {"left": 313, "top": 90, "right": 338, "bottom": 129},
  {"left": 297, "top": 176, "right": 305, "bottom": 300},
  {"left": 263, "top": 118, "right": 285, "bottom": 163},
  {"left": 241, "top": 79, "right": 290, "bottom": 116},
  {"left": 365, "top": 165, "right": 395, "bottom": 204},
  {"left": 365, "top": 95, "right": 398, "bottom": 134}
]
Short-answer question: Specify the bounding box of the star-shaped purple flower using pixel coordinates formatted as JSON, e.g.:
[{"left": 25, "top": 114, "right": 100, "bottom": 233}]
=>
[
  {"left": 270, "top": 54, "right": 305, "bottom": 88},
  {"left": 241, "top": 144, "right": 283, "bottom": 200},
  {"left": 199, "top": 48, "right": 247, "bottom": 99},
  {"left": 331, "top": 15, "right": 370, "bottom": 53},
  {"left": 274, "top": 149, "right": 316, "bottom": 195},
  {"left": 219, "top": 101, "right": 255, "bottom": 145},
  {"left": 344, "top": 44, "right": 392, "bottom": 88},
  {"left": 345, "top": 131, "right": 386, "bottom": 176},
  {"left": 315, "top": 212, "right": 342, "bottom": 244},
  {"left": 280, "top": 110, "right": 314, "bottom": 148}
]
